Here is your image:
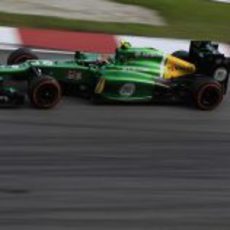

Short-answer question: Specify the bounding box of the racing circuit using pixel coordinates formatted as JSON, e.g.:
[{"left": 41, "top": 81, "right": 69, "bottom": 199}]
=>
[{"left": 0, "top": 50, "right": 230, "bottom": 230}]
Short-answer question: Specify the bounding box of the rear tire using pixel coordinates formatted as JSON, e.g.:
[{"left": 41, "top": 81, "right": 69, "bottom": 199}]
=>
[
  {"left": 29, "top": 76, "right": 62, "bottom": 109},
  {"left": 7, "top": 48, "right": 38, "bottom": 65},
  {"left": 193, "top": 79, "right": 223, "bottom": 110}
]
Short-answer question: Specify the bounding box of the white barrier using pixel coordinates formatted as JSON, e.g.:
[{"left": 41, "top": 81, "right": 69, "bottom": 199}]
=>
[{"left": 0, "top": 26, "right": 229, "bottom": 56}]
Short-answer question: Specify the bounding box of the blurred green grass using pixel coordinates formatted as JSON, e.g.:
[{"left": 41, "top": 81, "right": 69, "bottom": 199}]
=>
[
  {"left": 0, "top": 0, "right": 229, "bottom": 42},
  {"left": 114, "top": 0, "right": 230, "bottom": 41}
]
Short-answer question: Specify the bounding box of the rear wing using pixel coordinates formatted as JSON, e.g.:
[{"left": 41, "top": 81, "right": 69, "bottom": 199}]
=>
[
  {"left": 189, "top": 41, "right": 226, "bottom": 60},
  {"left": 189, "top": 41, "right": 230, "bottom": 93}
]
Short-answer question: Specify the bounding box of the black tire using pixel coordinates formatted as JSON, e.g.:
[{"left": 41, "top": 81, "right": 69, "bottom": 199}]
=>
[
  {"left": 7, "top": 48, "right": 38, "bottom": 65},
  {"left": 28, "top": 76, "right": 62, "bottom": 109},
  {"left": 193, "top": 79, "right": 223, "bottom": 110},
  {"left": 172, "top": 50, "right": 191, "bottom": 62},
  {"left": 91, "top": 94, "right": 104, "bottom": 105}
]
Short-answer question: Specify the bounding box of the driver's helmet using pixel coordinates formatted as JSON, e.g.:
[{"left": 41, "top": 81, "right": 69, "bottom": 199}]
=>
[{"left": 120, "top": 40, "right": 132, "bottom": 49}]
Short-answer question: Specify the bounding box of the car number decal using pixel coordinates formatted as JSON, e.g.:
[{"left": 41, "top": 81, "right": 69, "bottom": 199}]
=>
[{"left": 67, "top": 70, "right": 82, "bottom": 81}]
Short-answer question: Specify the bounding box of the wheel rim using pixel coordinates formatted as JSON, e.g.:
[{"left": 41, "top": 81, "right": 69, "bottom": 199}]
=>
[
  {"left": 35, "top": 83, "right": 60, "bottom": 108},
  {"left": 198, "top": 85, "right": 222, "bottom": 109}
]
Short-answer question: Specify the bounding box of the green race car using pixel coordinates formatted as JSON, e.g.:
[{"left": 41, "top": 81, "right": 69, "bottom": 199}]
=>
[{"left": 0, "top": 41, "right": 229, "bottom": 110}]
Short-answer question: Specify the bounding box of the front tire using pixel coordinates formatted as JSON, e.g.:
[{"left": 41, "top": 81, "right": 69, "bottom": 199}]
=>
[
  {"left": 193, "top": 79, "right": 223, "bottom": 110},
  {"left": 29, "top": 76, "right": 62, "bottom": 109}
]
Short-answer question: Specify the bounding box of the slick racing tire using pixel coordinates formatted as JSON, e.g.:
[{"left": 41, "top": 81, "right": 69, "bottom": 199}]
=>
[
  {"left": 91, "top": 94, "right": 104, "bottom": 105},
  {"left": 7, "top": 48, "right": 38, "bottom": 65},
  {"left": 193, "top": 79, "right": 223, "bottom": 110},
  {"left": 29, "top": 76, "right": 62, "bottom": 109},
  {"left": 172, "top": 50, "right": 191, "bottom": 62}
]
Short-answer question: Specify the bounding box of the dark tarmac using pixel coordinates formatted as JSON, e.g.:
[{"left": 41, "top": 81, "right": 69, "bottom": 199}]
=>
[{"left": 0, "top": 50, "right": 230, "bottom": 230}]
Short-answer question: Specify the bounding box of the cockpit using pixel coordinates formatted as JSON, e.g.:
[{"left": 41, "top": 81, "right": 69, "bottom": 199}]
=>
[{"left": 74, "top": 51, "right": 113, "bottom": 67}]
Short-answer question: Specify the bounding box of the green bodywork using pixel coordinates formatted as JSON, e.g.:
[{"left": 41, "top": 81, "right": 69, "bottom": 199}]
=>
[
  {"left": 0, "top": 47, "right": 167, "bottom": 102},
  {"left": 0, "top": 41, "right": 228, "bottom": 109}
]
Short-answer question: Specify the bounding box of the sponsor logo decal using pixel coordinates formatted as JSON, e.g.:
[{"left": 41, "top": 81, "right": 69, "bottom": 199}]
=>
[
  {"left": 32, "top": 60, "right": 54, "bottom": 66},
  {"left": 41, "top": 60, "right": 54, "bottom": 66},
  {"left": 133, "top": 52, "right": 162, "bottom": 59},
  {"left": 214, "top": 67, "right": 228, "bottom": 82},
  {"left": 119, "top": 83, "right": 136, "bottom": 97},
  {"left": 0, "top": 65, "right": 20, "bottom": 69}
]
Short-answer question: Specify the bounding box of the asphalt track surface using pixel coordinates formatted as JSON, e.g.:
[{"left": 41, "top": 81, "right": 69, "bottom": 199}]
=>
[{"left": 0, "top": 50, "right": 230, "bottom": 230}]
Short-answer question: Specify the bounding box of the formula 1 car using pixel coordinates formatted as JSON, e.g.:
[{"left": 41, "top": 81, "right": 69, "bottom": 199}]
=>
[{"left": 0, "top": 41, "right": 229, "bottom": 110}]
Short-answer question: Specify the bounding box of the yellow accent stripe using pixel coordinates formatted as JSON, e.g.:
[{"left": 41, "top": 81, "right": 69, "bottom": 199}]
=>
[
  {"left": 95, "top": 78, "right": 106, "bottom": 94},
  {"left": 164, "top": 55, "right": 196, "bottom": 79}
]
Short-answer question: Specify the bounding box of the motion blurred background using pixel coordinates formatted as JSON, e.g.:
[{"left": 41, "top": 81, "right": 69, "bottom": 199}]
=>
[{"left": 0, "top": 0, "right": 229, "bottom": 42}]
